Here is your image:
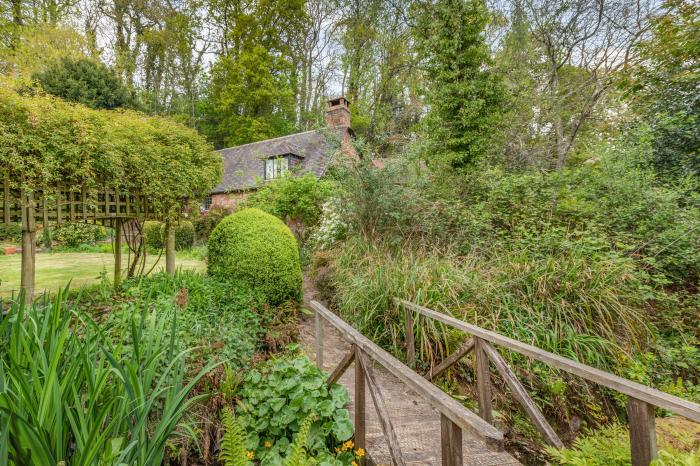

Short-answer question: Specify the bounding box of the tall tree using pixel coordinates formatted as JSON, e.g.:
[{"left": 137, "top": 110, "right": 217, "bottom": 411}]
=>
[
  {"left": 522, "top": 0, "right": 654, "bottom": 169},
  {"left": 629, "top": 0, "right": 699, "bottom": 182},
  {"left": 201, "top": 0, "right": 305, "bottom": 147},
  {"left": 415, "top": 0, "right": 505, "bottom": 169}
]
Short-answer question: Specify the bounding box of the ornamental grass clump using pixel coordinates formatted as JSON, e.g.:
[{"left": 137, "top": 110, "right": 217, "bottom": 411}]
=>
[
  {"left": 0, "top": 288, "right": 214, "bottom": 465},
  {"left": 208, "top": 208, "right": 302, "bottom": 305}
]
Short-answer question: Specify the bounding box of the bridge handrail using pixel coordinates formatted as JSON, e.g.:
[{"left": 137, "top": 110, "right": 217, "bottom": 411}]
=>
[
  {"left": 310, "top": 300, "right": 505, "bottom": 451},
  {"left": 394, "top": 298, "right": 700, "bottom": 423}
]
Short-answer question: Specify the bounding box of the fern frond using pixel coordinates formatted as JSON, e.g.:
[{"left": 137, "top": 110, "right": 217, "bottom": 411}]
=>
[
  {"left": 219, "top": 407, "right": 251, "bottom": 466},
  {"left": 285, "top": 414, "right": 315, "bottom": 466}
]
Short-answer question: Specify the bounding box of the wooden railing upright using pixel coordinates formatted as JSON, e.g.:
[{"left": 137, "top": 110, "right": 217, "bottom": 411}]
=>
[{"left": 395, "top": 298, "right": 700, "bottom": 466}]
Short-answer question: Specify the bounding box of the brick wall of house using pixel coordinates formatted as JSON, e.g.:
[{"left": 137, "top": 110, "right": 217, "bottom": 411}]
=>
[{"left": 211, "top": 191, "right": 249, "bottom": 210}]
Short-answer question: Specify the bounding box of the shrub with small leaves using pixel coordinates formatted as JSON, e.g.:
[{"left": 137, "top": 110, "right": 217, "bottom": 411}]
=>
[
  {"left": 162, "top": 220, "right": 195, "bottom": 250},
  {"left": 143, "top": 220, "right": 164, "bottom": 249},
  {"left": 208, "top": 208, "right": 302, "bottom": 305},
  {"left": 0, "top": 222, "right": 21, "bottom": 243},
  {"left": 52, "top": 223, "right": 107, "bottom": 247},
  {"left": 194, "top": 205, "right": 233, "bottom": 242}
]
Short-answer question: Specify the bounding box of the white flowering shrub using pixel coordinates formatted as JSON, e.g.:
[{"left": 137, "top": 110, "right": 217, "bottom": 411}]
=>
[{"left": 310, "top": 198, "right": 348, "bottom": 250}]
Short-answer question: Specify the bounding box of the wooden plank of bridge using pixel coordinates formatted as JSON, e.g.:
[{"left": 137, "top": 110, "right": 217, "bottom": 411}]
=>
[
  {"left": 441, "top": 414, "right": 463, "bottom": 466},
  {"left": 355, "top": 344, "right": 367, "bottom": 454},
  {"left": 327, "top": 346, "right": 355, "bottom": 386},
  {"left": 405, "top": 306, "right": 415, "bottom": 368},
  {"left": 357, "top": 349, "right": 407, "bottom": 466},
  {"left": 474, "top": 338, "right": 493, "bottom": 424}
]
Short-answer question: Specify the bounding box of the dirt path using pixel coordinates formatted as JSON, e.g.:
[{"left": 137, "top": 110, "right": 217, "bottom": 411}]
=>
[{"left": 298, "top": 274, "right": 520, "bottom": 466}]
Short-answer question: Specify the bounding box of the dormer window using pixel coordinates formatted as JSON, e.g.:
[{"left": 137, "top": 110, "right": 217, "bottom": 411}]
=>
[{"left": 265, "top": 155, "right": 289, "bottom": 180}]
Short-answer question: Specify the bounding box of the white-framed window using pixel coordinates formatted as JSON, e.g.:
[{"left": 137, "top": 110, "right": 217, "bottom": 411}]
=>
[
  {"left": 201, "top": 195, "right": 212, "bottom": 212},
  {"left": 265, "top": 156, "right": 289, "bottom": 180}
]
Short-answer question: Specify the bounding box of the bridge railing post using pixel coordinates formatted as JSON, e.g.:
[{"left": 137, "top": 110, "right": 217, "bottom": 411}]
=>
[
  {"left": 474, "top": 337, "right": 493, "bottom": 424},
  {"left": 405, "top": 306, "right": 415, "bottom": 368},
  {"left": 354, "top": 345, "right": 366, "bottom": 452},
  {"left": 315, "top": 311, "right": 324, "bottom": 370},
  {"left": 628, "top": 397, "right": 657, "bottom": 466},
  {"left": 441, "top": 414, "right": 463, "bottom": 466}
]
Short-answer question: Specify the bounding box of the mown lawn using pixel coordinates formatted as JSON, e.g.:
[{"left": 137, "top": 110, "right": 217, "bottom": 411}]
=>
[{"left": 0, "top": 252, "right": 205, "bottom": 297}]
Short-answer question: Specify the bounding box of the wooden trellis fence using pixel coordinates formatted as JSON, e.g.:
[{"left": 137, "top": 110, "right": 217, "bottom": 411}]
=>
[{"left": 1, "top": 175, "right": 179, "bottom": 301}]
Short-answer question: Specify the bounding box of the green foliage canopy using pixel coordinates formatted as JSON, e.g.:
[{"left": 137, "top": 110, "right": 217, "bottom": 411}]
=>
[
  {"left": 34, "top": 57, "right": 133, "bottom": 110},
  {"left": 0, "top": 81, "right": 222, "bottom": 219}
]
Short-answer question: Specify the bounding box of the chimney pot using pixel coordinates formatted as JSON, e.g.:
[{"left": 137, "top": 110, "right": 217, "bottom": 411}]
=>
[{"left": 326, "top": 96, "right": 351, "bottom": 128}]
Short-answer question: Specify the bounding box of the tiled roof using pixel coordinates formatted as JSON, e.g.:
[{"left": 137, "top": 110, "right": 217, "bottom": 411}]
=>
[{"left": 212, "top": 128, "right": 345, "bottom": 193}]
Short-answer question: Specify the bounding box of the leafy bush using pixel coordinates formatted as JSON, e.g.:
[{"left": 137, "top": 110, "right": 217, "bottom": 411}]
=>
[
  {"left": 143, "top": 220, "right": 165, "bottom": 249},
  {"left": 208, "top": 208, "right": 302, "bottom": 305},
  {"left": 0, "top": 80, "right": 222, "bottom": 219},
  {"left": 52, "top": 222, "right": 107, "bottom": 247},
  {"left": 236, "top": 354, "right": 357, "bottom": 465},
  {"left": 0, "top": 222, "right": 21, "bottom": 243},
  {"left": 102, "top": 271, "right": 266, "bottom": 369},
  {"left": 174, "top": 220, "right": 195, "bottom": 250},
  {"left": 546, "top": 424, "right": 632, "bottom": 465},
  {"left": 194, "top": 204, "right": 233, "bottom": 242},
  {"left": 143, "top": 220, "right": 196, "bottom": 250},
  {"left": 0, "top": 288, "right": 213, "bottom": 465},
  {"left": 243, "top": 173, "right": 334, "bottom": 240},
  {"left": 34, "top": 57, "right": 133, "bottom": 110},
  {"left": 220, "top": 409, "right": 317, "bottom": 466}
]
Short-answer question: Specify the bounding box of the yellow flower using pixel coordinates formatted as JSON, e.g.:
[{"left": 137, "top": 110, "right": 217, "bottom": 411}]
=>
[
  {"left": 342, "top": 440, "right": 354, "bottom": 451},
  {"left": 355, "top": 448, "right": 366, "bottom": 458},
  {"left": 335, "top": 447, "right": 341, "bottom": 453},
  {"left": 352, "top": 461, "right": 358, "bottom": 466},
  {"left": 264, "top": 441, "right": 272, "bottom": 448},
  {"left": 246, "top": 451, "right": 254, "bottom": 460}
]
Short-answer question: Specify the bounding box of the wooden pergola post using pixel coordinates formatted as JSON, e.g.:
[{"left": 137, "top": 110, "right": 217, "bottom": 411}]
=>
[
  {"left": 20, "top": 190, "right": 36, "bottom": 306},
  {"left": 114, "top": 218, "right": 123, "bottom": 289},
  {"left": 165, "top": 220, "right": 175, "bottom": 275}
]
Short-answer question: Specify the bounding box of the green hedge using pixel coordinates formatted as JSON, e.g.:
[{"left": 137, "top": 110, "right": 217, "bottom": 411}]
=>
[
  {"left": 0, "top": 223, "right": 21, "bottom": 243},
  {"left": 208, "top": 208, "right": 302, "bottom": 305},
  {"left": 143, "top": 221, "right": 195, "bottom": 250},
  {"left": 166, "top": 221, "right": 195, "bottom": 250},
  {"left": 143, "top": 221, "right": 164, "bottom": 249},
  {"left": 52, "top": 223, "right": 107, "bottom": 247}
]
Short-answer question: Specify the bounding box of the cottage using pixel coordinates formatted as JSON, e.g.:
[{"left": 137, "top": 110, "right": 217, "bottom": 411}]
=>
[{"left": 205, "top": 97, "right": 356, "bottom": 211}]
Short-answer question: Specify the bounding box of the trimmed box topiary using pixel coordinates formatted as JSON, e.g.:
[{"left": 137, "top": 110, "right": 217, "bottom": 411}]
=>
[{"left": 208, "top": 208, "right": 302, "bottom": 305}]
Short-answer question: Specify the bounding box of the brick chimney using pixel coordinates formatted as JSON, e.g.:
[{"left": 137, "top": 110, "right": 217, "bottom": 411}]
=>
[{"left": 325, "top": 97, "right": 351, "bottom": 128}]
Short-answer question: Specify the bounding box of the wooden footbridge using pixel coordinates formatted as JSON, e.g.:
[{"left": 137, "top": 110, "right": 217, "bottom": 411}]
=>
[{"left": 306, "top": 299, "right": 700, "bottom": 466}]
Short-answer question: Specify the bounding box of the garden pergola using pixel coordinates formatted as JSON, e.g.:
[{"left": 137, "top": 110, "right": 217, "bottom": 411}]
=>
[
  {"left": 0, "top": 175, "right": 183, "bottom": 299},
  {"left": 1, "top": 81, "right": 222, "bottom": 303}
]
